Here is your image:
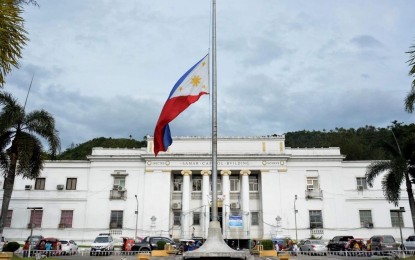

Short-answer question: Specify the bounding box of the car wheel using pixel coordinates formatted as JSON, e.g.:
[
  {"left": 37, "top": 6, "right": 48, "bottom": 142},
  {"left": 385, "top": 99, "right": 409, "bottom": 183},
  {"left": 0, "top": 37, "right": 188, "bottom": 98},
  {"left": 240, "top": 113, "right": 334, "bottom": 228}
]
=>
[{"left": 141, "top": 248, "right": 150, "bottom": 253}]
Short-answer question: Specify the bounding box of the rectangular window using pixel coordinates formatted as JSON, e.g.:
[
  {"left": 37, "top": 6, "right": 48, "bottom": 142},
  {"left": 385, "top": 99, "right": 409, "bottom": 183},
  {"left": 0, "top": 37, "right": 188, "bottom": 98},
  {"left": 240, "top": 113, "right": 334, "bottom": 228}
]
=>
[
  {"left": 356, "top": 177, "right": 367, "bottom": 190},
  {"left": 34, "top": 178, "right": 45, "bottom": 190},
  {"left": 309, "top": 210, "right": 323, "bottom": 228},
  {"left": 230, "top": 177, "right": 240, "bottom": 192},
  {"left": 173, "top": 211, "right": 181, "bottom": 226},
  {"left": 110, "top": 210, "right": 123, "bottom": 229},
  {"left": 4, "top": 210, "right": 12, "bottom": 228},
  {"left": 210, "top": 177, "right": 222, "bottom": 192},
  {"left": 193, "top": 213, "right": 200, "bottom": 225},
  {"left": 173, "top": 175, "right": 183, "bottom": 191},
  {"left": 66, "top": 178, "right": 77, "bottom": 190},
  {"left": 306, "top": 177, "right": 319, "bottom": 191},
  {"left": 251, "top": 212, "right": 259, "bottom": 225},
  {"left": 30, "top": 210, "right": 43, "bottom": 228},
  {"left": 113, "top": 177, "right": 126, "bottom": 190},
  {"left": 359, "top": 210, "right": 373, "bottom": 227},
  {"left": 249, "top": 176, "right": 259, "bottom": 191},
  {"left": 192, "top": 177, "right": 202, "bottom": 191},
  {"left": 60, "top": 210, "right": 73, "bottom": 228},
  {"left": 390, "top": 211, "right": 404, "bottom": 227}
]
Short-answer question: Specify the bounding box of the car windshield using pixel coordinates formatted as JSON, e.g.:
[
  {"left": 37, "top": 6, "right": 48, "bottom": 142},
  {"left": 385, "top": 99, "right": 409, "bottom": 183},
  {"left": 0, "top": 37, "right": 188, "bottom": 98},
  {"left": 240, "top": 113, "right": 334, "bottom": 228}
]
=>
[
  {"left": 94, "top": 237, "right": 109, "bottom": 243},
  {"left": 60, "top": 240, "right": 68, "bottom": 244},
  {"left": 29, "top": 237, "right": 41, "bottom": 244},
  {"left": 311, "top": 240, "right": 324, "bottom": 245},
  {"left": 383, "top": 237, "right": 395, "bottom": 243}
]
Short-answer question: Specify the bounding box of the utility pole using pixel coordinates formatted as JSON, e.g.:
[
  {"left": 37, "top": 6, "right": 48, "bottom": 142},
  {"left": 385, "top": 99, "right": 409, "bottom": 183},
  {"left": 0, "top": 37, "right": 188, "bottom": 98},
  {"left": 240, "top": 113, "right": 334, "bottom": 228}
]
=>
[
  {"left": 27, "top": 207, "right": 42, "bottom": 257},
  {"left": 135, "top": 195, "right": 138, "bottom": 239},
  {"left": 294, "top": 195, "right": 298, "bottom": 242}
]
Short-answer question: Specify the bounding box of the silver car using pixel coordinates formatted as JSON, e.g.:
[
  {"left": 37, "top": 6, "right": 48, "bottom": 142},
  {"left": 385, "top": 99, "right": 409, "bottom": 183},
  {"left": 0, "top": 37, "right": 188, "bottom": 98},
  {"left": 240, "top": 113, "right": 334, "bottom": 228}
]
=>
[{"left": 300, "top": 239, "right": 326, "bottom": 254}]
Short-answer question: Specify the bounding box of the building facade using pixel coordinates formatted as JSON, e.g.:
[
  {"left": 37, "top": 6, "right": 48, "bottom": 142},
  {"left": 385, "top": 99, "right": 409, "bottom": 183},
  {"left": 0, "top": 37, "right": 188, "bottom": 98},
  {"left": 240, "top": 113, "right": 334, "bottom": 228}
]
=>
[{"left": 0, "top": 136, "right": 412, "bottom": 247}]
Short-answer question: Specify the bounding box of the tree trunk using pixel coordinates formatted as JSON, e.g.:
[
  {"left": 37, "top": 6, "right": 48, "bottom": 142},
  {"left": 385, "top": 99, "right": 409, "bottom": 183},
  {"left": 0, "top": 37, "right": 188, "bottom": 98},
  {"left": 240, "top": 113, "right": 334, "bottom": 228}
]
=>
[
  {"left": 0, "top": 137, "right": 18, "bottom": 238},
  {"left": 0, "top": 159, "right": 17, "bottom": 237},
  {"left": 404, "top": 171, "right": 415, "bottom": 232}
]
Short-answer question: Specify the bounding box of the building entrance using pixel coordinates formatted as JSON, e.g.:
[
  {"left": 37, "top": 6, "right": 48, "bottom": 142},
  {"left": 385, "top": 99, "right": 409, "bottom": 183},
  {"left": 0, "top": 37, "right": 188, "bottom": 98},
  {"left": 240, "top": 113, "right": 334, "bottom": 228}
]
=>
[{"left": 210, "top": 206, "right": 223, "bottom": 230}]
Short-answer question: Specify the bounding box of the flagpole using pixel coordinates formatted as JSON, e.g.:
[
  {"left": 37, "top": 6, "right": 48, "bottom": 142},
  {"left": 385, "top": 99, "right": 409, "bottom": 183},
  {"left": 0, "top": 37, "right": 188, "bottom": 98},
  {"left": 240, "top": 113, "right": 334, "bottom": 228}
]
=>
[
  {"left": 211, "top": 0, "right": 218, "bottom": 224},
  {"left": 184, "top": 2, "right": 248, "bottom": 257}
]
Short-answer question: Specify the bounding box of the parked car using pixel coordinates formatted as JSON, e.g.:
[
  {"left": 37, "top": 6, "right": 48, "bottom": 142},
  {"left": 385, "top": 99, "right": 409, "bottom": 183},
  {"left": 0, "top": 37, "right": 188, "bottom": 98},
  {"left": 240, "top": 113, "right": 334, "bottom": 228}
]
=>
[
  {"left": 327, "top": 236, "right": 354, "bottom": 251},
  {"left": 299, "top": 239, "right": 326, "bottom": 254},
  {"left": 403, "top": 235, "right": 415, "bottom": 250},
  {"left": 35, "top": 237, "right": 62, "bottom": 256},
  {"left": 59, "top": 239, "right": 78, "bottom": 255},
  {"left": 90, "top": 233, "right": 115, "bottom": 256},
  {"left": 23, "top": 235, "right": 44, "bottom": 256},
  {"left": 131, "top": 236, "right": 176, "bottom": 252},
  {"left": 370, "top": 235, "right": 398, "bottom": 252}
]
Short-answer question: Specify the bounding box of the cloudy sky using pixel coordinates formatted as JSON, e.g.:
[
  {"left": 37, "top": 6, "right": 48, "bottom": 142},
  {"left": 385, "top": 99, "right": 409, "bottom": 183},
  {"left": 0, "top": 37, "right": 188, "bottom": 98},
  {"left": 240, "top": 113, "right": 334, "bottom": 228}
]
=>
[{"left": 4, "top": 0, "right": 415, "bottom": 151}]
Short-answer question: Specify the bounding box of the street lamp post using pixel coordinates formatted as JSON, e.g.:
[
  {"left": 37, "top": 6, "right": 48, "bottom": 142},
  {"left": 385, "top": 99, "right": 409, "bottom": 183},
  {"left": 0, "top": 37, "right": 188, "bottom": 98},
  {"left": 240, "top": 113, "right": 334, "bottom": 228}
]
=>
[
  {"left": 134, "top": 195, "right": 138, "bottom": 240},
  {"left": 391, "top": 207, "right": 405, "bottom": 255},
  {"left": 275, "top": 216, "right": 282, "bottom": 237},
  {"left": 150, "top": 216, "right": 156, "bottom": 236},
  {"left": 27, "top": 207, "right": 42, "bottom": 257},
  {"left": 294, "top": 195, "right": 298, "bottom": 242}
]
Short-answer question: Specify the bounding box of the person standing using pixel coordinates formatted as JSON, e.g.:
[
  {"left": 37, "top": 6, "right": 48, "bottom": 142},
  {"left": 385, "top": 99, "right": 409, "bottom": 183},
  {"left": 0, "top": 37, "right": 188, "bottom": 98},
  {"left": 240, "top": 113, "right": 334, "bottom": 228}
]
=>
[{"left": 274, "top": 242, "right": 280, "bottom": 252}]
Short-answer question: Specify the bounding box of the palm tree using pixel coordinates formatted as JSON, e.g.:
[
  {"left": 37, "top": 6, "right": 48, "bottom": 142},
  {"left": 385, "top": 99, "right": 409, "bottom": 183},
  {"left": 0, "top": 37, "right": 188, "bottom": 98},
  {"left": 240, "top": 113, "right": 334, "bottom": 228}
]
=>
[
  {"left": 366, "top": 122, "right": 415, "bottom": 232},
  {"left": 404, "top": 43, "right": 415, "bottom": 112},
  {"left": 0, "top": 0, "right": 28, "bottom": 86},
  {"left": 0, "top": 91, "right": 60, "bottom": 238}
]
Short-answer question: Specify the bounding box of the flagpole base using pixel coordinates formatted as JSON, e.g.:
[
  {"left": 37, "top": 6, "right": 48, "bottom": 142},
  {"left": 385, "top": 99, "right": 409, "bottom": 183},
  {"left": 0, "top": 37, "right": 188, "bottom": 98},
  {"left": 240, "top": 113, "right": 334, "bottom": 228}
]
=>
[{"left": 183, "top": 221, "right": 251, "bottom": 259}]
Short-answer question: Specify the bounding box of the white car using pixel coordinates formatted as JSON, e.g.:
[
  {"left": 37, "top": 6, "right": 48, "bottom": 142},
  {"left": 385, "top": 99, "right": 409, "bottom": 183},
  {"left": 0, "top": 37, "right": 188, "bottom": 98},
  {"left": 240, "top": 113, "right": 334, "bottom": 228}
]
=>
[
  {"left": 300, "top": 239, "right": 326, "bottom": 254},
  {"left": 403, "top": 235, "right": 415, "bottom": 250},
  {"left": 59, "top": 239, "right": 78, "bottom": 255},
  {"left": 90, "top": 233, "right": 115, "bottom": 256}
]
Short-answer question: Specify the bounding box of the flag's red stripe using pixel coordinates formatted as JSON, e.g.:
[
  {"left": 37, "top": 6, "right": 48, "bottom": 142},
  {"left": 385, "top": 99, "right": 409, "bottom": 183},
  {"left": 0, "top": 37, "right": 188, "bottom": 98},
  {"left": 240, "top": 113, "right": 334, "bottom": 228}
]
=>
[{"left": 154, "top": 92, "right": 208, "bottom": 155}]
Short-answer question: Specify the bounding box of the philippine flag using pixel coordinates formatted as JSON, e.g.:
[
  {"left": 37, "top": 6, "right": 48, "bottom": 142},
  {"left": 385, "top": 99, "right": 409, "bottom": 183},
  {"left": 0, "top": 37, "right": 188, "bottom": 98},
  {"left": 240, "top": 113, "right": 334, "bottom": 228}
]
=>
[{"left": 154, "top": 54, "right": 209, "bottom": 156}]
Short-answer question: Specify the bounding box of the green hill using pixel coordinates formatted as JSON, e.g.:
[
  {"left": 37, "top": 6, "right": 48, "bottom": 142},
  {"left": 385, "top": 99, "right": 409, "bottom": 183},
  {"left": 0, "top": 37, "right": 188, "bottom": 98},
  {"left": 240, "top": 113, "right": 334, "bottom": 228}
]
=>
[
  {"left": 56, "top": 122, "right": 415, "bottom": 161},
  {"left": 58, "top": 137, "right": 146, "bottom": 160}
]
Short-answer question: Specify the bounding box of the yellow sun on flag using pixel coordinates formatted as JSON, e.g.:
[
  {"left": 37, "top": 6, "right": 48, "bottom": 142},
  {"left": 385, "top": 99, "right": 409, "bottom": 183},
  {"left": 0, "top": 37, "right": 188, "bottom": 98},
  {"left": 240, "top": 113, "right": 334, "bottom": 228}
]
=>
[{"left": 191, "top": 75, "right": 202, "bottom": 87}]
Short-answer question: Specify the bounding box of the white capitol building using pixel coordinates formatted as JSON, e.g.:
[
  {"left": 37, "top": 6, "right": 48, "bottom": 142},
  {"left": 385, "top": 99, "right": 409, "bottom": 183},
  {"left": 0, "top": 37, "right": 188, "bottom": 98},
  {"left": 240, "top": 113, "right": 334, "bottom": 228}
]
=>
[{"left": 1, "top": 136, "right": 412, "bottom": 248}]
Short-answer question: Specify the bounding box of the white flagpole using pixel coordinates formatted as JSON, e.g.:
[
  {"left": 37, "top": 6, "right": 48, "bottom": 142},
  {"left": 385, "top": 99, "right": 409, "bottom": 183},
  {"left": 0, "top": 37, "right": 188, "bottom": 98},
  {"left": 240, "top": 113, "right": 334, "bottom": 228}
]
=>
[{"left": 211, "top": 0, "right": 218, "bottom": 223}]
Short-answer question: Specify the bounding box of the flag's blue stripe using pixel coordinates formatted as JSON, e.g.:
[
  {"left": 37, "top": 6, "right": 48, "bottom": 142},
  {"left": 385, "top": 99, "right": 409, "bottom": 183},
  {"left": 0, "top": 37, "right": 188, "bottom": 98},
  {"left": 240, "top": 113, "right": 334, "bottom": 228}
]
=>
[
  {"left": 162, "top": 124, "right": 173, "bottom": 150},
  {"left": 167, "top": 54, "right": 208, "bottom": 99}
]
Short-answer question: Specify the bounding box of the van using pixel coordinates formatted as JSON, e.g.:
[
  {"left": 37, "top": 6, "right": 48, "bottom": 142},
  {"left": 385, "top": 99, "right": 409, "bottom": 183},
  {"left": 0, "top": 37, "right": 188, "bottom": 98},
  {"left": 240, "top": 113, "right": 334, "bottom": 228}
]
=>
[{"left": 370, "top": 235, "right": 398, "bottom": 252}]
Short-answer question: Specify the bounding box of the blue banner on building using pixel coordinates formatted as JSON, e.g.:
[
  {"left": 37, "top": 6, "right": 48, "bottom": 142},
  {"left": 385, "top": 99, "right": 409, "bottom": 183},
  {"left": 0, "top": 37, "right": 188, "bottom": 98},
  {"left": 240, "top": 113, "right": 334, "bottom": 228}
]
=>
[{"left": 229, "top": 215, "right": 243, "bottom": 227}]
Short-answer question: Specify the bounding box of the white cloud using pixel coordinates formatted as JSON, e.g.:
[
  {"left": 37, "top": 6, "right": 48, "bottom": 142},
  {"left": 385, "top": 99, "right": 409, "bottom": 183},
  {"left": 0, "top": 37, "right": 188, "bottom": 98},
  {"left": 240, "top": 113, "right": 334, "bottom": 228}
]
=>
[{"left": 3, "top": 0, "right": 415, "bottom": 149}]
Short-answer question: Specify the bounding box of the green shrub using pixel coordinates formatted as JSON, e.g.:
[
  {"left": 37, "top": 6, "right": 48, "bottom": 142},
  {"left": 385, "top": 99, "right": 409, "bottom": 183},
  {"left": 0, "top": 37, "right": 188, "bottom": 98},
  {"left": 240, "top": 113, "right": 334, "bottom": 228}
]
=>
[
  {"left": 3, "top": 241, "right": 20, "bottom": 252},
  {"left": 157, "top": 240, "right": 166, "bottom": 250},
  {"left": 261, "top": 240, "right": 274, "bottom": 250}
]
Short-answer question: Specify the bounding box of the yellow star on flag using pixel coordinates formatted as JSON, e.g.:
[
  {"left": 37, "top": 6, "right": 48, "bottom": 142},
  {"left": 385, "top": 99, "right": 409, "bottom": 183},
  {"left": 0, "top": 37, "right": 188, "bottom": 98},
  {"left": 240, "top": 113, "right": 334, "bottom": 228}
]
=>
[{"left": 191, "top": 75, "right": 202, "bottom": 87}]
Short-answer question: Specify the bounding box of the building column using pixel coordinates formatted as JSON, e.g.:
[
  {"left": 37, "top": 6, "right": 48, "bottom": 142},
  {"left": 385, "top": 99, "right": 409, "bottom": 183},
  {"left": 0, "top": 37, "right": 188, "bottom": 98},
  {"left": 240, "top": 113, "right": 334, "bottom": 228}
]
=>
[
  {"left": 240, "top": 170, "right": 251, "bottom": 239},
  {"left": 181, "top": 170, "right": 192, "bottom": 239},
  {"left": 201, "top": 170, "right": 211, "bottom": 238},
  {"left": 221, "top": 170, "right": 231, "bottom": 238}
]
